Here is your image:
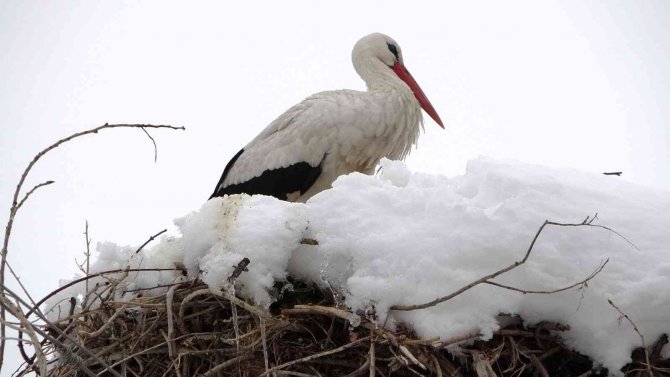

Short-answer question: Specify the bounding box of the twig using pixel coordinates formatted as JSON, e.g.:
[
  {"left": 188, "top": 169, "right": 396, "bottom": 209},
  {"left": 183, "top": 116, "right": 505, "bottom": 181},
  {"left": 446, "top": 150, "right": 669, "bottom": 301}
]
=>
[
  {"left": 15, "top": 181, "right": 54, "bottom": 212},
  {"left": 276, "top": 371, "right": 318, "bottom": 377},
  {"left": 67, "top": 297, "right": 76, "bottom": 324},
  {"left": 140, "top": 127, "right": 159, "bottom": 163},
  {"left": 4, "top": 261, "right": 40, "bottom": 315},
  {"left": 391, "top": 220, "right": 552, "bottom": 311},
  {"left": 178, "top": 287, "right": 270, "bottom": 336},
  {"left": 14, "top": 265, "right": 175, "bottom": 367},
  {"left": 165, "top": 285, "right": 177, "bottom": 359},
  {"left": 650, "top": 334, "right": 668, "bottom": 361},
  {"left": 0, "top": 122, "right": 184, "bottom": 369},
  {"left": 398, "top": 345, "right": 427, "bottom": 370},
  {"left": 0, "top": 294, "right": 47, "bottom": 375},
  {"left": 79, "top": 304, "right": 128, "bottom": 337},
  {"left": 260, "top": 316, "right": 269, "bottom": 373},
  {"left": 84, "top": 221, "right": 91, "bottom": 293},
  {"left": 530, "top": 354, "right": 550, "bottom": 377},
  {"left": 122, "top": 280, "right": 188, "bottom": 294},
  {"left": 547, "top": 216, "right": 639, "bottom": 251},
  {"left": 2, "top": 286, "right": 117, "bottom": 377},
  {"left": 27, "top": 267, "right": 180, "bottom": 317},
  {"left": 228, "top": 257, "right": 250, "bottom": 283},
  {"left": 200, "top": 354, "right": 253, "bottom": 377},
  {"left": 440, "top": 332, "right": 481, "bottom": 347},
  {"left": 341, "top": 359, "right": 370, "bottom": 377},
  {"left": 538, "top": 345, "right": 563, "bottom": 361},
  {"left": 283, "top": 304, "right": 434, "bottom": 348},
  {"left": 97, "top": 335, "right": 185, "bottom": 374},
  {"left": 430, "top": 354, "right": 443, "bottom": 377},
  {"left": 471, "top": 350, "right": 496, "bottom": 377},
  {"left": 134, "top": 229, "right": 168, "bottom": 254},
  {"left": 608, "top": 299, "right": 652, "bottom": 377},
  {"left": 484, "top": 259, "right": 608, "bottom": 294},
  {"left": 369, "top": 334, "right": 375, "bottom": 377},
  {"left": 5, "top": 259, "right": 45, "bottom": 365},
  {"left": 391, "top": 216, "right": 631, "bottom": 311},
  {"left": 75, "top": 221, "right": 93, "bottom": 310},
  {"left": 259, "top": 336, "right": 372, "bottom": 376},
  {"left": 282, "top": 305, "right": 362, "bottom": 327}
]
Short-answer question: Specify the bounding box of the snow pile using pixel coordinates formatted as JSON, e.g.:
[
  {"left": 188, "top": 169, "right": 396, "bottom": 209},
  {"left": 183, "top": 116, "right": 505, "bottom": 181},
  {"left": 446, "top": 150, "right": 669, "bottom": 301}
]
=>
[
  {"left": 301, "top": 158, "right": 670, "bottom": 373},
  {"left": 47, "top": 194, "right": 306, "bottom": 312},
  {"left": 47, "top": 157, "right": 670, "bottom": 374}
]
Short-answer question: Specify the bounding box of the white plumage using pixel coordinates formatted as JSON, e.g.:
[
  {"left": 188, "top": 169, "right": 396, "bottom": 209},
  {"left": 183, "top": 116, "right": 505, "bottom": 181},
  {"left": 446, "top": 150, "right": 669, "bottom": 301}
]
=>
[{"left": 210, "top": 33, "right": 443, "bottom": 202}]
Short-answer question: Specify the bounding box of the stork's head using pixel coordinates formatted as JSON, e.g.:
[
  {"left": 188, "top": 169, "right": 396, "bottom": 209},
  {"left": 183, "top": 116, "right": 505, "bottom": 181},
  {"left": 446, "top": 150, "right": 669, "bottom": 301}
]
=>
[{"left": 352, "top": 33, "right": 444, "bottom": 128}]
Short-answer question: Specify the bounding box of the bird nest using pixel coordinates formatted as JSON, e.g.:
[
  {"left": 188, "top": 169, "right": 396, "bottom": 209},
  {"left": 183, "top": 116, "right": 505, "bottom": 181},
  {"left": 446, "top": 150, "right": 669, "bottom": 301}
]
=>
[{"left": 20, "top": 274, "right": 667, "bottom": 377}]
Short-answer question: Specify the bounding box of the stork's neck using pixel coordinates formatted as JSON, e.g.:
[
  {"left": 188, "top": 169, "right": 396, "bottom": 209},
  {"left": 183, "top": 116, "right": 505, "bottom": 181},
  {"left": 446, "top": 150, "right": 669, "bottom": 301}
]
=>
[{"left": 355, "top": 58, "right": 413, "bottom": 94}]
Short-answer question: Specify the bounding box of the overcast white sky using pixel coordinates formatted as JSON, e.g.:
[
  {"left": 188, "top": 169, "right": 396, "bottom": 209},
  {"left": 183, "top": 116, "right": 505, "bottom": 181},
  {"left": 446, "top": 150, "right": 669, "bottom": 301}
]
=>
[{"left": 1, "top": 1, "right": 669, "bottom": 373}]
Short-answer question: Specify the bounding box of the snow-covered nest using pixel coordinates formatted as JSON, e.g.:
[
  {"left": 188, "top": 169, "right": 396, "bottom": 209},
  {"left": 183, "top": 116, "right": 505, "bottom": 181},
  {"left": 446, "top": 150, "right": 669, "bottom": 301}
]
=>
[{"left": 39, "top": 157, "right": 670, "bottom": 376}]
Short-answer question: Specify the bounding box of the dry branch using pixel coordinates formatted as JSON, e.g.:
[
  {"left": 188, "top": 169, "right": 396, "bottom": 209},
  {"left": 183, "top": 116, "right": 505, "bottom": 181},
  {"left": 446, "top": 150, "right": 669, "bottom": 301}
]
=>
[
  {"left": 530, "top": 354, "right": 550, "bottom": 377},
  {"left": 2, "top": 286, "right": 117, "bottom": 377},
  {"left": 391, "top": 216, "right": 622, "bottom": 311},
  {"left": 134, "top": 229, "right": 168, "bottom": 255},
  {"left": 258, "top": 336, "right": 372, "bottom": 376},
  {"left": 228, "top": 257, "right": 251, "bottom": 284},
  {"left": 1, "top": 123, "right": 184, "bottom": 370},
  {"left": 608, "top": 299, "right": 653, "bottom": 377},
  {"left": 15, "top": 181, "right": 54, "bottom": 212},
  {"left": 0, "top": 295, "right": 46, "bottom": 375},
  {"left": 484, "top": 258, "right": 608, "bottom": 294}
]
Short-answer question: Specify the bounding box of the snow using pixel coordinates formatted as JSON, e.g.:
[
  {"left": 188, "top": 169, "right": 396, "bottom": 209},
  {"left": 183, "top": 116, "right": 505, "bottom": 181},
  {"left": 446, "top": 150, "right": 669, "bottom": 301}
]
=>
[{"left": 46, "top": 157, "right": 670, "bottom": 374}]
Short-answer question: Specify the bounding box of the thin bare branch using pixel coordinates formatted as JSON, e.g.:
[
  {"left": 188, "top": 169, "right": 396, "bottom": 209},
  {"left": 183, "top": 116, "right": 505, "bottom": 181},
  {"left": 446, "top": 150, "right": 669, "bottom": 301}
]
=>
[
  {"left": 530, "top": 354, "right": 550, "bottom": 377},
  {"left": 430, "top": 354, "right": 444, "bottom": 377},
  {"left": 391, "top": 216, "right": 631, "bottom": 311},
  {"left": 4, "top": 261, "right": 39, "bottom": 313},
  {"left": 391, "top": 220, "right": 551, "bottom": 311},
  {"left": 608, "top": 299, "right": 652, "bottom": 377},
  {"left": 546, "top": 219, "right": 639, "bottom": 251},
  {"left": 165, "top": 285, "right": 177, "bottom": 358},
  {"left": 228, "top": 257, "right": 250, "bottom": 283},
  {"left": 199, "top": 354, "right": 254, "bottom": 377},
  {"left": 0, "top": 295, "right": 46, "bottom": 375},
  {"left": 260, "top": 316, "right": 269, "bottom": 373},
  {"left": 283, "top": 305, "right": 360, "bottom": 326},
  {"left": 258, "top": 336, "right": 372, "bottom": 376},
  {"left": 484, "top": 259, "right": 609, "bottom": 294},
  {"left": 28, "top": 267, "right": 181, "bottom": 317},
  {"left": 15, "top": 181, "right": 54, "bottom": 212},
  {"left": 134, "top": 229, "right": 167, "bottom": 254},
  {"left": 79, "top": 304, "right": 128, "bottom": 338},
  {"left": 1, "top": 286, "right": 113, "bottom": 377},
  {"left": 122, "top": 280, "right": 188, "bottom": 294},
  {"left": 369, "top": 335, "right": 375, "bottom": 377},
  {"left": 140, "top": 127, "right": 159, "bottom": 163},
  {"left": 4, "top": 259, "right": 46, "bottom": 367},
  {"left": 0, "top": 122, "right": 184, "bottom": 369},
  {"left": 84, "top": 221, "right": 91, "bottom": 293},
  {"left": 341, "top": 359, "right": 369, "bottom": 377}
]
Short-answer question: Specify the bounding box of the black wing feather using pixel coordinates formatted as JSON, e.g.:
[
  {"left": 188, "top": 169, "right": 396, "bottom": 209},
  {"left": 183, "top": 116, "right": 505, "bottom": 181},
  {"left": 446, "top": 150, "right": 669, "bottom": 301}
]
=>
[
  {"left": 210, "top": 148, "right": 245, "bottom": 199},
  {"left": 209, "top": 149, "right": 323, "bottom": 201}
]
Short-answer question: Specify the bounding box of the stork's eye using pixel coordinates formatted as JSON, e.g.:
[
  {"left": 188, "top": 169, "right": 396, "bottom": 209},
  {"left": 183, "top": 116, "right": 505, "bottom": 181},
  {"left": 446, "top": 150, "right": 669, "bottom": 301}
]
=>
[{"left": 387, "top": 43, "right": 399, "bottom": 60}]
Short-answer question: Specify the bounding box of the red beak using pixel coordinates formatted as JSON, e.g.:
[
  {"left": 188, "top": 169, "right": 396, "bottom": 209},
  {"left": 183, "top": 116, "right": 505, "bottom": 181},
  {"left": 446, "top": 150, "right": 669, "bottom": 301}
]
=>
[{"left": 392, "top": 63, "right": 444, "bottom": 128}]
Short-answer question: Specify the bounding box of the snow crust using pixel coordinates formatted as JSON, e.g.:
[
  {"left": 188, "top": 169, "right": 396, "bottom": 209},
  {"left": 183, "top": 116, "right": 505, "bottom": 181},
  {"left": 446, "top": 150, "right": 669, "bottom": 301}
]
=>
[{"left": 46, "top": 157, "right": 670, "bottom": 374}]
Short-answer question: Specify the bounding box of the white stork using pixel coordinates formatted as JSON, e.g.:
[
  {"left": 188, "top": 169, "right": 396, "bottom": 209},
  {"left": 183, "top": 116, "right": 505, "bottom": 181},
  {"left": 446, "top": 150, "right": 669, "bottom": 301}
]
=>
[{"left": 210, "top": 33, "right": 443, "bottom": 202}]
